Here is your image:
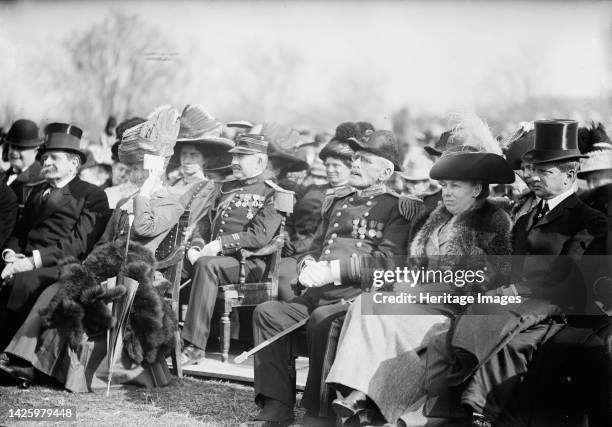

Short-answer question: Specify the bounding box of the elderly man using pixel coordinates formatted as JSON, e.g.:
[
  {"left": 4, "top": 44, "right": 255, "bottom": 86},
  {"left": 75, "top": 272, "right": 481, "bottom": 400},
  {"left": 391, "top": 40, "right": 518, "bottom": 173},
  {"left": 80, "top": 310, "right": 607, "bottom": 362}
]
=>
[
  {"left": 250, "top": 130, "right": 422, "bottom": 426},
  {"left": 0, "top": 123, "right": 109, "bottom": 348},
  {"left": 180, "top": 134, "right": 284, "bottom": 364}
]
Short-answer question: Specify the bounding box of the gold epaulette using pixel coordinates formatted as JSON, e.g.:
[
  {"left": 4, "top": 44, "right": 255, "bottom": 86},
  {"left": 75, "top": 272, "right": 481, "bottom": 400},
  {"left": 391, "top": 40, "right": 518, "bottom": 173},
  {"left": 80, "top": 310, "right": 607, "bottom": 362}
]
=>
[{"left": 395, "top": 193, "right": 424, "bottom": 222}]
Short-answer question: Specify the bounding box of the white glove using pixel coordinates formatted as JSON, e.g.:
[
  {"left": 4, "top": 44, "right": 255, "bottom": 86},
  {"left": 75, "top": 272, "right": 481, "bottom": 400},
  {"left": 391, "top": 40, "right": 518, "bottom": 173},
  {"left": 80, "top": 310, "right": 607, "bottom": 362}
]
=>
[
  {"left": 187, "top": 247, "right": 201, "bottom": 265},
  {"left": 201, "top": 240, "right": 221, "bottom": 257},
  {"left": 1, "top": 257, "right": 34, "bottom": 278},
  {"left": 298, "top": 261, "right": 335, "bottom": 288}
]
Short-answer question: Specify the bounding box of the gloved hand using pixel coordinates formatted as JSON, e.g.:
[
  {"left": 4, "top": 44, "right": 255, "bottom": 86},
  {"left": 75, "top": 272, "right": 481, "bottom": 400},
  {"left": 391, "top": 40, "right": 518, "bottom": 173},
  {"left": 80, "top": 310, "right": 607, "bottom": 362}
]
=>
[
  {"left": 201, "top": 240, "right": 221, "bottom": 257},
  {"left": 298, "top": 261, "right": 335, "bottom": 288},
  {"left": 1, "top": 257, "right": 34, "bottom": 278},
  {"left": 187, "top": 247, "right": 201, "bottom": 265}
]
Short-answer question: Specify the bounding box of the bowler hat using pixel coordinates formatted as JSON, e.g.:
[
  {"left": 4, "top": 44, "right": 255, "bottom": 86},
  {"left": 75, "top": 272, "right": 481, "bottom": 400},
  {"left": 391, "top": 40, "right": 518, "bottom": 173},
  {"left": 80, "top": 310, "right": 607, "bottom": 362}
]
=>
[
  {"left": 318, "top": 140, "right": 354, "bottom": 163},
  {"left": 229, "top": 134, "right": 269, "bottom": 155},
  {"left": 522, "top": 119, "right": 587, "bottom": 164},
  {"left": 268, "top": 142, "right": 308, "bottom": 172},
  {"left": 5, "top": 119, "right": 42, "bottom": 149},
  {"left": 41, "top": 122, "right": 86, "bottom": 163},
  {"left": 348, "top": 130, "right": 402, "bottom": 171},
  {"left": 430, "top": 147, "right": 515, "bottom": 184}
]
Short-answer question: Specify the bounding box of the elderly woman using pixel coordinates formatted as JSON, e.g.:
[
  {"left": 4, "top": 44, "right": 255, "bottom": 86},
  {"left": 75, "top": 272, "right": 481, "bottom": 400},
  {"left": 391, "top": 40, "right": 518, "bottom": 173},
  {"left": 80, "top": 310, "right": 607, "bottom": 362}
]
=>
[{"left": 325, "top": 146, "right": 515, "bottom": 425}]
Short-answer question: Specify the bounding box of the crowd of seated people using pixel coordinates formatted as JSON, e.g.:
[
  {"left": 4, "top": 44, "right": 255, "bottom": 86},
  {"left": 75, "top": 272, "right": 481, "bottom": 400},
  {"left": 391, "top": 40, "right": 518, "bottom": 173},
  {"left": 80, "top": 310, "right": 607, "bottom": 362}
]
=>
[{"left": 0, "top": 106, "right": 609, "bottom": 427}]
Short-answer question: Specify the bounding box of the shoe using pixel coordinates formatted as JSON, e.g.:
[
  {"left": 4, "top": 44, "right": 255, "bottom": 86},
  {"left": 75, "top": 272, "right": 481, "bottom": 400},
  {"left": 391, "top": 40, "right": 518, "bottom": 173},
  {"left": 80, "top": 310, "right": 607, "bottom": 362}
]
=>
[
  {"left": 0, "top": 362, "right": 34, "bottom": 389},
  {"left": 180, "top": 344, "right": 206, "bottom": 366},
  {"left": 331, "top": 390, "right": 368, "bottom": 419},
  {"left": 471, "top": 413, "right": 492, "bottom": 427},
  {"left": 251, "top": 398, "right": 294, "bottom": 425}
]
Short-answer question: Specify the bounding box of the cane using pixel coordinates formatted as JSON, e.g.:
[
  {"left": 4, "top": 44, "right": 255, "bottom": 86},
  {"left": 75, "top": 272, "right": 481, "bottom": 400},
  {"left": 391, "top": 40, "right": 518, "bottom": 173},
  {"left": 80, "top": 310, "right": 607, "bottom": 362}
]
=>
[{"left": 234, "top": 296, "right": 356, "bottom": 364}]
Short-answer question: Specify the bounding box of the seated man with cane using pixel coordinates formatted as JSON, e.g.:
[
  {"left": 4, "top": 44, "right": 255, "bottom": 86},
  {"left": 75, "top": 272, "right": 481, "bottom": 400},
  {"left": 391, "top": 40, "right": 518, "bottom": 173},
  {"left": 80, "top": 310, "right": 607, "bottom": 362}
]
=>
[{"left": 249, "top": 130, "right": 423, "bottom": 426}]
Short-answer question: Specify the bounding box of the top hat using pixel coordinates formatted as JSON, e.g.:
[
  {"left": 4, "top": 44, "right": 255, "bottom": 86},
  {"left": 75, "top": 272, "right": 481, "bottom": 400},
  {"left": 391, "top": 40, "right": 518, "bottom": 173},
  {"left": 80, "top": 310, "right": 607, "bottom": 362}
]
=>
[
  {"left": 318, "top": 139, "right": 354, "bottom": 164},
  {"left": 228, "top": 134, "right": 269, "bottom": 155},
  {"left": 4, "top": 119, "right": 42, "bottom": 149},
  {"left": 429, "top": 146, "right": 515, "bottom": 184},
  {"left": 522, "top": 119, "right": 587, "bottom": 164},
  {"left": 41, "top": 122, "right": 86, "bottom": 163},
  {"left": 268, "top": 142, "right": 308, "bottom": 172},
  {"left": 348, "top": 130, "right": 402, "bottom": 171}
]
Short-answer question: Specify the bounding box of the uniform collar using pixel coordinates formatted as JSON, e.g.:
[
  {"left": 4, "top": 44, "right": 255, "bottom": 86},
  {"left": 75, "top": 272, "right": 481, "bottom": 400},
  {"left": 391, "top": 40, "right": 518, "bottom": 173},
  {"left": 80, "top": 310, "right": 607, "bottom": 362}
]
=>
[{"left": 355, "top": 183, "right": 387, "bottom": 198}]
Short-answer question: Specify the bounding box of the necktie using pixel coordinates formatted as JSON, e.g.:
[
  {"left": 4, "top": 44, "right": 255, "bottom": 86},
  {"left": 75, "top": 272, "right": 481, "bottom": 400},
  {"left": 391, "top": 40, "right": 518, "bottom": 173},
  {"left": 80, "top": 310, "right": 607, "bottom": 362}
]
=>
[{"left": 534, "top": 201, "right": 549, "bottom": 222}]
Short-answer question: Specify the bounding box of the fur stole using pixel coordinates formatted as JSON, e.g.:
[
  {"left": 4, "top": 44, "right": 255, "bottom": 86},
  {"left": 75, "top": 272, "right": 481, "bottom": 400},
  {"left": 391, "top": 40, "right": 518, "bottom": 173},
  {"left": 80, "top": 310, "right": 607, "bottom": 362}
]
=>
[
  {"left": 39, "top": 239, "right": 178, "bottom": 364},
  {"left": 410, "top": 199, "right": 513, "bottom": 289}
]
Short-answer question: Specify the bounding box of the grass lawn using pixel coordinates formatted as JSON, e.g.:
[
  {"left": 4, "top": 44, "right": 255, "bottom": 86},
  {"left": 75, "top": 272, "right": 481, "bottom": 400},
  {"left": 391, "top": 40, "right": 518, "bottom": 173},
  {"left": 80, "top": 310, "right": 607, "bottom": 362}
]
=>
[{"left": 0, "top": 375, "right": 304, "bottom": 426}]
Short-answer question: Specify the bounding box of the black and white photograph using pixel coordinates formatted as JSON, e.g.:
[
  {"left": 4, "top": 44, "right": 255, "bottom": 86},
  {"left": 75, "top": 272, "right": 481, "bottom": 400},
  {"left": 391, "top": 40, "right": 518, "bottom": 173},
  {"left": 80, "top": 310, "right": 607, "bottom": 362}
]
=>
[{"left": 0, "top": 0, "right": 610, "bottom": 426}]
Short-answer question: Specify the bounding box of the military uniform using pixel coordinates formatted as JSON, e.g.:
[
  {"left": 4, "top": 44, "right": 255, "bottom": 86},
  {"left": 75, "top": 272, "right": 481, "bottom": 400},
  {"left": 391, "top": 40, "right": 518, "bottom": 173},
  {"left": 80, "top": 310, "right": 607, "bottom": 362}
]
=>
[
  {"left": 182, "top": 171, "right": 283, "bottom": 351},
  {"left": 277, "top": 183, "right": 347, "bottom": 301},
  {"left": 253, "top": 184, "right": 422, "bottom": 415}
]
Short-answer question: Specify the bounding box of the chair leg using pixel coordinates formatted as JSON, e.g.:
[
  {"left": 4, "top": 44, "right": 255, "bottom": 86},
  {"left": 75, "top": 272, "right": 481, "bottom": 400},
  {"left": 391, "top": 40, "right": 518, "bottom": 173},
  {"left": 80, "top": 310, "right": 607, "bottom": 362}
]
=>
[
  {"left": 220, "top": 308, "right": 231, "bottom": 363},
  {"left": 172, "top": 329, "right": 182, "bottom": 377}
]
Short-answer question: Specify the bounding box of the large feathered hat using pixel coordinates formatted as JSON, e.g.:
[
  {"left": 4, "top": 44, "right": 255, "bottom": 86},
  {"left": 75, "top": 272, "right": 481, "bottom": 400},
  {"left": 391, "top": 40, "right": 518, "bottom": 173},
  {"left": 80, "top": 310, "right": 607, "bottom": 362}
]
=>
[
  {"left": 429, "top": 113, "right": 514, "bottom": 184},
  {"left": 171, "top": 105, "right": 234, "bottom": 171},
  {"left": 318, "top": 122, "right": 361, "bottom": 163},
  {"left": 118, "top": 106, "right": 180, "bottom": 165},
  {"left": 577, "top": 122, "right": 612, "bottom": 178}
]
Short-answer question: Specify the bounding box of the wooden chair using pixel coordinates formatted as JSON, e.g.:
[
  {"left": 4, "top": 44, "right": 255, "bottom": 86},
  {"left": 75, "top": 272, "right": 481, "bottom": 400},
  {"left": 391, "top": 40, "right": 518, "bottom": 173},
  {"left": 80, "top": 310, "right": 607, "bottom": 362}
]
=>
[
  {"left": 216, "top": 190, "right": 294, "bottom": 362},
  {"left": 155, "top": 209, "right": 191, "bottom": 377}
]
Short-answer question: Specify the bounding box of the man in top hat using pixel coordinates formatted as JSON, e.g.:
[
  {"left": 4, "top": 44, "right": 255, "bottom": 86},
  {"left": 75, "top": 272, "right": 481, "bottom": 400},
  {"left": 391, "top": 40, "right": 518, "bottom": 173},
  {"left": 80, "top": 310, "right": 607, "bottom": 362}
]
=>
[
  {"left": 452, "top": 119, "right": 609, "bottom": 426},
  {"left": 250, "top": 130, "right": 423, "bottom": 426},
  {"left": 0, "top": 123, "right": 109, "bottom": 348},
  {"left": 1, "top": 119, "right": 45, "bottom": 211},
  {"left": 179, "top": 133, "right": 284, "bottom": 364}
]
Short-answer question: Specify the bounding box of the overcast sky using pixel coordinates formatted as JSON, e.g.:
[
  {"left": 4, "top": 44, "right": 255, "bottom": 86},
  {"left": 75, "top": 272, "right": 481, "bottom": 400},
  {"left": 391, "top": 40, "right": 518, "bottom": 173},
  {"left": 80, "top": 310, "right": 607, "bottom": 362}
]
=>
[{"left": 0, "top": 0, "right": 610, "bottom": 129}]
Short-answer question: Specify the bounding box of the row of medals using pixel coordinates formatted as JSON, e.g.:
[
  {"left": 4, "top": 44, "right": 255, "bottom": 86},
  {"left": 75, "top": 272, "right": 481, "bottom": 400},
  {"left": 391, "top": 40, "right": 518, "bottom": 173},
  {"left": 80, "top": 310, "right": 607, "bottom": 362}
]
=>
[
  {"left": 352, "top": 218, "right": 384, "bottom": 240},
  {"left": 233, "top": 193, "right": 264, "bottom": 220}
]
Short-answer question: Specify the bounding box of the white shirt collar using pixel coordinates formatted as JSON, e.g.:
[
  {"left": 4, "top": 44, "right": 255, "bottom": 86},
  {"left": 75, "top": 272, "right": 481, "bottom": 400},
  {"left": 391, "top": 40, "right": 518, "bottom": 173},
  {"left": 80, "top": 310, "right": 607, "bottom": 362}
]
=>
[{"left": 544, "top": 187, "right": 574, "bottom": 211}]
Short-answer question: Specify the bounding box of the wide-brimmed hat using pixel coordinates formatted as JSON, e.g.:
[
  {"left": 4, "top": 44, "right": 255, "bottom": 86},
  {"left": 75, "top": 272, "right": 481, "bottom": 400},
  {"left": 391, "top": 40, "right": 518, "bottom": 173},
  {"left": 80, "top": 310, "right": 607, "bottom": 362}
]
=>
[
  {"left": 177, "top": 104, "right": 223, "bottom": 143},
  {"left": 429, "top": 146, "right": 515, "bottom": 184},
  {"left": 318, "top": 139, "right": 354, "bottom": 163},
  {"left": 268, "top": 142, "right": 308, "bottom": 172},
  {"left": 40, "top": 122, "right": 86, "bottom": 163},
  {"left": 348, "top": 130, "right": 402, "bottom": 171},
  {"left": 424, "top": 130, "right": 451, "bottom": 157},
  {"left": 228, "top": 134, "right": 269, "bottom": 155},
  {"left": 4, "top": 119, "right": 42, "bottom": 149},
  {"left": 504, "top": 126, "right": 535, "bottom": 170},
  {"left": 522, "top": 119, "right": 587, "bottom": 164}
]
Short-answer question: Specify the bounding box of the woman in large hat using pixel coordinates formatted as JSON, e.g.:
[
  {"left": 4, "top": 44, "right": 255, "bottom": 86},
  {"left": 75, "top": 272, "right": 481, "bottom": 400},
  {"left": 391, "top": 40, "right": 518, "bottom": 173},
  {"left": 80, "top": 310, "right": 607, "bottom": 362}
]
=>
[
  {"left": 326, "top": 116, "right": 514, "bottom": 426},
  {"left": 167, "top": 105, "right": 234, "bottom": 195}
]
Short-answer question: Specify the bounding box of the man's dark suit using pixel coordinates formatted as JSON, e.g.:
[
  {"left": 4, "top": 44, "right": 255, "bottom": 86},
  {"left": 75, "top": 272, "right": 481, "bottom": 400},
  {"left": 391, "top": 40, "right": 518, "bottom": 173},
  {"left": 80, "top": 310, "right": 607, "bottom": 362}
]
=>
[
  {"left": 0, "top": 176, "right": 109, "bottom": 347},
  {"left": 1, "top": 162, "right": 44, "bottom": 215},
  {"left": 0, "top": 180, "right": 18, "bottom": 249},
  {"left": 447, "top": 193, "right": 608, "bottom": 421}
]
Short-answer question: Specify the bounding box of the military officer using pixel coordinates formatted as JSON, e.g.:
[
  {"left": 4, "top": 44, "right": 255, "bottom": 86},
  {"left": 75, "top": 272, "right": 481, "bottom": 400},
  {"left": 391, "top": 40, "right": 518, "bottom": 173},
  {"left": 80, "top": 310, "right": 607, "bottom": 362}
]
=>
[
  {"left": 251, "top": 130, "right": 423, "bottom": 426},
  {"left": 277, "top": 125, "right": 358, "bottom": 301},
  {"left": 181, "top": 134, "right": 284, "bottom": 364}
]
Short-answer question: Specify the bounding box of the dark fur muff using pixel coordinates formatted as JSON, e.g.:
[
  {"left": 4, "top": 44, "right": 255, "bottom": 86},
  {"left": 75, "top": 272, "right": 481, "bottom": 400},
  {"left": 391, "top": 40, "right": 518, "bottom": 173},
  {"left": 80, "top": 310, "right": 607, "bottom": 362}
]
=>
[{"left": 39, "top": 239, "right": 177, "bottom": 362}]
